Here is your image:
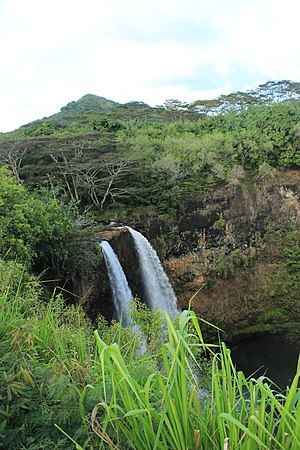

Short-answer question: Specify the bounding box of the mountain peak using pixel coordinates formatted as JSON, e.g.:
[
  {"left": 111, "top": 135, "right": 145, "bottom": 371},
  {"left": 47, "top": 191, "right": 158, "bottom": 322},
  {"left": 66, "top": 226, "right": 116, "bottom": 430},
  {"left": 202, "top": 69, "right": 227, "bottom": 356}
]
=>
[{"left": 58, "top": 94, "right": 118, "bottom": 116}]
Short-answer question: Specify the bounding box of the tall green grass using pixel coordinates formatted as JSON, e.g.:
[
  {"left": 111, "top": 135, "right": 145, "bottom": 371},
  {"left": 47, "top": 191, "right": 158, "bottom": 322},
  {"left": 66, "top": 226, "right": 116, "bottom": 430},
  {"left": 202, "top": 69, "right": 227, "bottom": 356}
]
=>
[
  {"left": 0, "top": 261, "right": 148, "bottom": 448},
  {"left": 0, "top": 261, "right": 101, "bottom": 448},
  {"left": 1, "top": 260, "right": 300, "bottom": 449},
  {"left": 83, "top": 309, "right": 300, "bottom": 450}
]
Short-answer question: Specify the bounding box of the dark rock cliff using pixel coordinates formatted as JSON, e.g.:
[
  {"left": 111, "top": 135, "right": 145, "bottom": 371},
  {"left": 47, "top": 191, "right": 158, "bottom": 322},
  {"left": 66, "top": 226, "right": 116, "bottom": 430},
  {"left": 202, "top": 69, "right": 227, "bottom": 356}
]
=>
[
  {"left": 128, "top": 171, "right": 300, "bottom": 258},
  {"left": 70, "top": 240, "right": 114, "bottom": 322},
  {"left": 74, "top": 171, "right": 300, "bottom": 343}
]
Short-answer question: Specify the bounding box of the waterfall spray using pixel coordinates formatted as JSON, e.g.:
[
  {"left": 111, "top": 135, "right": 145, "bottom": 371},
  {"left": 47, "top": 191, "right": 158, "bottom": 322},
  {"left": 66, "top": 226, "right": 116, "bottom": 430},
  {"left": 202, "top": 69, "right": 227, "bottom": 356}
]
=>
[
  {"left": 126, "top": 226, "right": 180, "bottom": 319},
  {"left": 99, "top": 241, "right": 133, "bottom": 327}
]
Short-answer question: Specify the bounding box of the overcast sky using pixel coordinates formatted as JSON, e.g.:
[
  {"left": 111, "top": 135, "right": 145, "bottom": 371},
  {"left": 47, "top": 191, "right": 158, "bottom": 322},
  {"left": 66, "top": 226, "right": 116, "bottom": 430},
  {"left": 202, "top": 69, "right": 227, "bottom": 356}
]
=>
[{"left": 1, "top": 0, "right": 300, "bottom": 132}]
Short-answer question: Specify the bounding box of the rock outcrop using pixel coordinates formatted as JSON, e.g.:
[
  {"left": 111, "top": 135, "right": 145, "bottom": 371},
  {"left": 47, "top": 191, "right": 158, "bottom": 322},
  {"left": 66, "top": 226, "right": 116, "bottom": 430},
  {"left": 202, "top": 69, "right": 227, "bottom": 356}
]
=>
[
  {"left": 120, "top": 171, "right": 300, "bottom": 342},
  {"left": 74, "top": 171, "right": 300, "bottom": 343}
]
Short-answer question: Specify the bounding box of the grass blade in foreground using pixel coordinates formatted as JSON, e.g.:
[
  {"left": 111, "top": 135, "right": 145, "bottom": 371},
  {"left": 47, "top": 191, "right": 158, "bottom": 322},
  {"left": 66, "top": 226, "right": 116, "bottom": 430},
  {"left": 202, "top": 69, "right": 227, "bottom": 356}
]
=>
[{"left": 83, "top": 310, "right": 300, "bottom": 449}]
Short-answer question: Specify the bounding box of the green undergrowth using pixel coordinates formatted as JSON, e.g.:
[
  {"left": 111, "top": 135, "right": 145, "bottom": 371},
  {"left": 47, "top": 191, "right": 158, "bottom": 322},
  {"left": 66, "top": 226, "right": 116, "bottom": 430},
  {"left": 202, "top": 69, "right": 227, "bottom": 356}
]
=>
[
  {"left": 1, "top": 260, "right": 300, "bottom": 449},
  {"left": 74, "top": 310, "right": 300, "bottom": 450},
  {"left": 0, "top": 261, "right": 96, "bottom": 449},
  {"left": 196, "top": 221, "right": 300, "bottom": 343}
]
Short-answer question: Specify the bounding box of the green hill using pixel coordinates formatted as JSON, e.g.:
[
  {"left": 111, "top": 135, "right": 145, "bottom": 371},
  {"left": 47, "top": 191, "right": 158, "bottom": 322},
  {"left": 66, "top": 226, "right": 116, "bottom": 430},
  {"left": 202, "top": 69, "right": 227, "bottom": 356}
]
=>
[
  {"left": 53, "top": 93, "right": 118, "bottom": 116},
  {"left": 1, "top": 80, "right": 300, "bottom": 215}
]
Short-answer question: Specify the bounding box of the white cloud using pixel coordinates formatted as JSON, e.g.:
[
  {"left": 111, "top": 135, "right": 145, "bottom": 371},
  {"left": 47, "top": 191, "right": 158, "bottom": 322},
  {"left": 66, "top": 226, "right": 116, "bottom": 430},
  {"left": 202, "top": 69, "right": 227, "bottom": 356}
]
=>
[
  {"left": 209, "top": 0, "right": 300, "bottom": 79},
  {"left": 0, "top": 0, "right": 300, "bottom": 131}
]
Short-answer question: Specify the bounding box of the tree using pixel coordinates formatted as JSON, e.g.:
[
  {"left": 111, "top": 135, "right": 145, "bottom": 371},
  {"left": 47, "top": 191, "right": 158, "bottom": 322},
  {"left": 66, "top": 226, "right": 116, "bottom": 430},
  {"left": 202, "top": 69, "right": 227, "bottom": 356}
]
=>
[
  {"left": 49, "top": 152, "right": 81, "bottom": 203},
  {"left": 0, "top": 140, "right": 28, "bottom": 180},
  {"left": 47, "top": 148, "right": 139, "bottom": 210},
  {"left": 256, "top": 162, "right": 276, "bottom": 181},
  {"left": 0, "top": 166, "right": 73, "bottom": 270},
  {"left": 162, "top": 99, "right": 193, "bottom": 122}
]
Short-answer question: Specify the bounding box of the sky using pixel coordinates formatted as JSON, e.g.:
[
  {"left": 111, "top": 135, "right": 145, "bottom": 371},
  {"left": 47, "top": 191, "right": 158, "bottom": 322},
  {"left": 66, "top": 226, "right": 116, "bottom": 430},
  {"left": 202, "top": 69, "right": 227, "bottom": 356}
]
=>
[{"left": 0, "top": 0, "right": 300, "bottom": 132}]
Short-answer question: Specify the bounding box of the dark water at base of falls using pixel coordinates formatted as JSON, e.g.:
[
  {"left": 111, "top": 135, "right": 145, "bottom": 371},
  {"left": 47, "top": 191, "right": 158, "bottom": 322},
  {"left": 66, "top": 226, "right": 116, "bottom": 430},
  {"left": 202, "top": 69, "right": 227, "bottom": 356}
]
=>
[{"left": 230, "top": 336, "right": 299, "bottom": 390}]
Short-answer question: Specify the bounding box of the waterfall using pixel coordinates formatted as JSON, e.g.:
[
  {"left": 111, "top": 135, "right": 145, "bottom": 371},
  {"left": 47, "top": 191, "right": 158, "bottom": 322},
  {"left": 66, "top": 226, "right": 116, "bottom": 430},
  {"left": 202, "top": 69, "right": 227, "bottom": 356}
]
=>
[
  {"left": 126, "top": 226, "right": 180, "bottom": 319},
  {"left": 99, "top": 241, "right": 133, "bottom": 327}
]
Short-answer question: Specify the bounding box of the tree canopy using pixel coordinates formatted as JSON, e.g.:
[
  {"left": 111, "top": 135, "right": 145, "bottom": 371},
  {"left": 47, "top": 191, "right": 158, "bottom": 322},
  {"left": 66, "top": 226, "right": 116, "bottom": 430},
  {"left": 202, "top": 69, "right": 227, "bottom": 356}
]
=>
[
  {"left": 1, "top": 80, "right": 300, "bottom": 214},
  {"left": 0, "top": 166, "right": 73, "bottom": 270}
]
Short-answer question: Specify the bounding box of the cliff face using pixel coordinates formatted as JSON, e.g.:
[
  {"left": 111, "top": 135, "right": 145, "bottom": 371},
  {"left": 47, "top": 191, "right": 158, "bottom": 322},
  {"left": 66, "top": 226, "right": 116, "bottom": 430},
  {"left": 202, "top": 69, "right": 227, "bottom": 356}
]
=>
[
  {"left": 95, "top": 228, "right": 146, "bottom": 302},
  {"left": 135, "top": 171, "right": 300, "bottom": 258},
  {"left": 120, "top": 171, "right": 300, "bottom": 342},
  {"left": 70, "top": 240, "right": 114, "bottom": 322},
  {"left": 75, "top": 171, "right": 300, "bottom": 343}
]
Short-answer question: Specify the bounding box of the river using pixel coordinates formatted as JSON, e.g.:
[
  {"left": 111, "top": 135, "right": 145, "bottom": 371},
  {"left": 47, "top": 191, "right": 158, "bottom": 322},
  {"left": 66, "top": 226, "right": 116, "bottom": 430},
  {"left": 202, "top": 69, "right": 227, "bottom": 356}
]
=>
[{"left": 230, "top": 336, "right": 299, "bottom": 390}]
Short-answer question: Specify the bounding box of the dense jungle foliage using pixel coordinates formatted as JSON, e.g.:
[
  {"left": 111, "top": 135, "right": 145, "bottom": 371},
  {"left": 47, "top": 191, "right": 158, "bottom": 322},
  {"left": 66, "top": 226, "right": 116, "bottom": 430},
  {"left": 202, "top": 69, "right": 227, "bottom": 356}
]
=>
[
  {"left": 1, "top": 80, "right": 300, "bottom": 448},
  {"left": 1, "top": 80, "right": 300, "bottom": 217}
]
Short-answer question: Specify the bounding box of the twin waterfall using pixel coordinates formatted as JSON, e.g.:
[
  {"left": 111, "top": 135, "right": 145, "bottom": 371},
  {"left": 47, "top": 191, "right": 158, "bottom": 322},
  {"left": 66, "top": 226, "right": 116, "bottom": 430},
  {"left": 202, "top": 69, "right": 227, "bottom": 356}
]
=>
[{"left": 99, "top": 227, "right": 179, "bottom": 326}]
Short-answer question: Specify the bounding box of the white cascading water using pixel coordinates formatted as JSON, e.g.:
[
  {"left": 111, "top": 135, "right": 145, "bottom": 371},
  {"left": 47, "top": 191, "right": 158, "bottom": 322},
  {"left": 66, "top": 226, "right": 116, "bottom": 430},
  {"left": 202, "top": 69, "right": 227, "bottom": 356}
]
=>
[
  {"left": 99, "top": 241, "right": 133, "bottom": 327},
  {"left": 126, "top": 226, "right": 180, "bottom": 319}
]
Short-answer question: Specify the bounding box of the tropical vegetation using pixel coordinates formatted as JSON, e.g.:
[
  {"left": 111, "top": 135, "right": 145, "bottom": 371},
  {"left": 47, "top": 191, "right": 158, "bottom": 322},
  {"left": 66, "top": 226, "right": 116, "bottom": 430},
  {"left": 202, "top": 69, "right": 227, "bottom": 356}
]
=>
[
  {"left": 1, "top": 80, "right": 300, "bottom": 216},
  {"left": 0, "top": 80, "right": 300, "bottom": 448},
  {"left": 1, "top": 269, "right": 300, "bottom": 449}
]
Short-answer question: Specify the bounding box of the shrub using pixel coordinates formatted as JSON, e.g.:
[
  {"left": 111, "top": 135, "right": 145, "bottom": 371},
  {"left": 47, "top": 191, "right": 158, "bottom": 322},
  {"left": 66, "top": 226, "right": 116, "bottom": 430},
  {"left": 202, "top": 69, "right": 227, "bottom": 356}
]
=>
[
  {"left": 0, "top": 264, "right": 99, "bottom": 449},
  {"left": 0, "top": 166, "right": 73, "bottom": 271},
  {"left": 214, "top": 248, "right": 250, "bottom": 279}
]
